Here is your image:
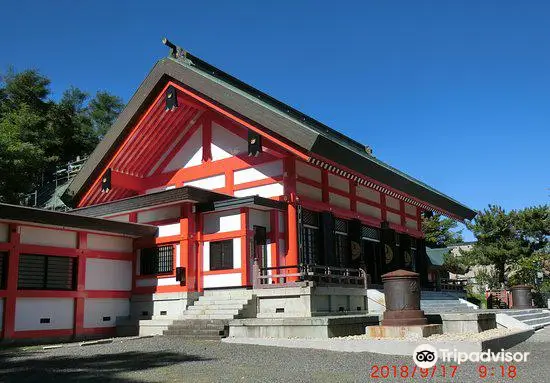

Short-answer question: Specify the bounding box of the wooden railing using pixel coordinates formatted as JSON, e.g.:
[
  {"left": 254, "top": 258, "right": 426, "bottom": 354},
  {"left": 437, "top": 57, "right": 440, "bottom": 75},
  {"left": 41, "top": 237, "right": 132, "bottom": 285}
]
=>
[
  {"left": 423, "top": 278, "right": 467, "bottom": 292},
  {"left": 253, "top": 261, "right": 367, "bottom": 289}
]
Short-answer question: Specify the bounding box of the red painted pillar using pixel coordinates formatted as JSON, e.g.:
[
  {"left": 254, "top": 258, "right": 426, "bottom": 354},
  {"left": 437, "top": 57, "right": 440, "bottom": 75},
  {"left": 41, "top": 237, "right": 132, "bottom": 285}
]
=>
[
  {"left": 74, "top": 232, "right": 87, "bottom": 338},
  {"left": 240, "top": 208, "right": 250, "bottom": 286},
  {"left": 3, "top": 224, "right": 20, "bottom": 339},
  {"left": 284, "top": 157, "right": 299, "bottom": 281},
  {"left": 196, "top": 213, "right": 204, "bottom": 292},
  {"left": 180, "top": 203, "right": 196, "bottom": 291}
]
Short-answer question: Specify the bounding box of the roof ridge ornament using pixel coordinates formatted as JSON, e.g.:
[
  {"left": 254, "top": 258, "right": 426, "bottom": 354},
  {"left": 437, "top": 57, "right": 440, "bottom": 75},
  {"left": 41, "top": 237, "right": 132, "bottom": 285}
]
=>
[{"left": 162, "top": 37, "right": 192, "bottom": 64}]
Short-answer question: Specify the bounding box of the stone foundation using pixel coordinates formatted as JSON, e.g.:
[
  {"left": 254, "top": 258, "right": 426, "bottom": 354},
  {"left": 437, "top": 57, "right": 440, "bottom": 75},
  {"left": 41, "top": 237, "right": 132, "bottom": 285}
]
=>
[
  {"left": 440, "top": 312, "right": 496, "bottom": 333},
  {"left": 366, "top": 324, "right": 442, "bottom": 338}
]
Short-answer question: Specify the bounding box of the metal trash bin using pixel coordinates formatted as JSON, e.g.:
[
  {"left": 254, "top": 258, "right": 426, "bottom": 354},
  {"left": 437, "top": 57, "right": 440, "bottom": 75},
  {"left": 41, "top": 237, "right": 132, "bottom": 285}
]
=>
[{"left": 381, "top": 269, "right": 427, "bottom": 326}]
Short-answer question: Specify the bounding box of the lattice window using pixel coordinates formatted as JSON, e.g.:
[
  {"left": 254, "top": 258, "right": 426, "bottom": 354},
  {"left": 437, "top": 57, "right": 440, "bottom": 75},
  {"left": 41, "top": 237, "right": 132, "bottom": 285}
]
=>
[
  {"left": 210, "top": 240, "right": 233, "bottom": 270},
  {"left": 18, "top": 254, "right": 76, "bottom": 290},
  {"left": 361, "top": 225, "right": 380, "bottom": 242},
  {"left": 302, "top": 226, "right": 320, "bottom": 265},
  {"left": 302, "top": 209, "right": 319, "bottom": 227},
  {"left": 335, "top": 233, "right": 350, "bottom": 267},
  {"left": 140, "top": 245, "right": 174, "bottom": 275},
  {"left": 334, "top": 218, "right": 348, "bottom": 234}
]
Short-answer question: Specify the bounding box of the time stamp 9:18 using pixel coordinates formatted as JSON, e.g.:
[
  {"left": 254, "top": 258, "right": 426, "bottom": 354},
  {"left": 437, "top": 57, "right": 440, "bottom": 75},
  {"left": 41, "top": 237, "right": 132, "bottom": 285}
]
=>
[{"left": 369, "top": 365, "right": 519, "bottom": 379}]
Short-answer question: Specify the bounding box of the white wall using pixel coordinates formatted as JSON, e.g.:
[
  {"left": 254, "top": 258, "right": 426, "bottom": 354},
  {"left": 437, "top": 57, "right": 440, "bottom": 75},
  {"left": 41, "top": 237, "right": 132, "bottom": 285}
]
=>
[
  {"left": 234, "top": 160, "right": 283, "bottom": 185},
  {"left": 248, "top": 209, "right": 270, "bottom": 231},
  {"left": 20, "top": 226, "right": 77, "bottom": 248},
  {"left": 137, "top": 205, "right": 180, "bottom": 223},
  {"left": 296, "top": 182, "right": 322, "bottom": 201},
  {"left": 356, "top": 186, "right": 380, "bottom": 203},
  {"left": 329, "top": 193, "right": 350, "bottom": 210},
  {"left": 203, "top": 273, "right": 242, "bottom": 288},
  {"left": 107, "top": 214, "right": 130, "bottom": 222},
  {"left": 357, "top": 202, "right": 382, "bottom": 219},
  {"left": 185, "top": 174, "right": 225, "bottom": 190},
  {"left": 15, "top": 298, "right": 74, "bottom": 331},
  {"left": 406, "top": 218, "right": 418, "bottom": 230},
  {"left": 0, "top": 223, "right": 8, "bottom": 242},
  {"left": 164, "top": 125, "right": 203, "bottom": 172},
  {"left": 296, "top": 161, "right": 322, "bottom": 182},
  {"left": 202, "top": 238, "right": 241, "bottom": 272},
  {"left": 85, "top": 258, "right": 132, "bottom": 291},
  {"left": 234, "top": 183, "right": 284, "bottom": 198},
  {"left": 211, "top": 121, "right": 248, "bottom": 160},
  {"left": 405, "top": 203, "right": 417, "bottom": 217},
  {"left": 83, "top": 298, "right": 130, "bottom": 328},
  {"left": 387, "top": 211, "right": 401, "bottom": 225},
  {"left": 87, "top": 233, "right": 133, "bottom": 252},
  {"left": 203, "top": 209, "right": 241, "bottom": 234},
  {"left": 328, "top": 174, "right": 349, "bottom": 192},
  {"left": 158, "top": 223, "right": 181, "bottom": 237},
  {"left": 385, "top": 196, "right": 400, "bottom": 210}
]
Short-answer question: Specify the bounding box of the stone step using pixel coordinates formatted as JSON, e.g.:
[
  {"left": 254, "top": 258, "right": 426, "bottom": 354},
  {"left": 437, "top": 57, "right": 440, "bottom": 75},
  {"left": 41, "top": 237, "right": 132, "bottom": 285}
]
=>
[
  {"left": 508, "top": 309, "right": 543, "bottom": 316},
  {"left": 163, "top": 328, "right": 225, "bottom": 337},
  {"left": 189, "top": 303, "right": 248, "bottom": 311},
  {"left": 202, "top": 289, "right": 253, "bottom": 298},
  {"left": 185, "top": 308, "right": 240, "bottom": 315},
  {"left": 511, "top": 312, "right": 550, "bottom": 321},
  {"left": 171, "top": 320, "right": 229, "bottom": 328},
  {"left": 181, "top": 314, "right": 236, "bottom": 320},
  {"left": 162, "top": 333, "right": 223, "bottom": 340},
  {"left": 193, "top": 299, "right": 250, "bottom": 306},
  {"left": 523, "top": 316, "right": 550, "bottom": 327}
]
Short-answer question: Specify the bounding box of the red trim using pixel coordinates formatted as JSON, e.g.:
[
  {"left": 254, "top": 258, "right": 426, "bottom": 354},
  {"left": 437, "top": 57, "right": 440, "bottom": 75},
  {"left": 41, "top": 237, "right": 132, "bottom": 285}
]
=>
[
  {"left": 134, "top": 285, "right": 190, "bottom": 294},
  {"left": 225, "top": 169, "right": 234, "bottom": 196},
  {"left": 233, "top": 176, "right": 283, "bottom": 192},
  {"left": 197, "top": 213, "right": 204, "bottom": 292},
  {"left": 3, "top": 224, "right": 20, "bottom": 339},
  {"left": 11, "top": 329, "right": 74, "bottom": 339},
  {"left": 79, "top": 327, "right": 118, "bottom": 336},
  {"left": 240, "top": 208, "right": 249, "bottom": 286},
  {"left": 202, "top": 114, "right": 212, "bottom": 162},
  {"left": 0, "top": 242, "right": 10, "bottom": 252},
  {"left": 110, "top": 170, "right": 144, "bottom": 192},
  {"left": 202, "top": 230, "right": 245, "bottom": 242},
  {"left": 19, "top": 244, "right": 79, "bottom": 257},
  {"left": 300, "top": 197, "right": 382, "bottom": 228},
  {"left": 203, "top": 268, "right": 242, "bottom": 275},
  {"left": 74, "top": 233, "right": 87, "bottom": 336}
]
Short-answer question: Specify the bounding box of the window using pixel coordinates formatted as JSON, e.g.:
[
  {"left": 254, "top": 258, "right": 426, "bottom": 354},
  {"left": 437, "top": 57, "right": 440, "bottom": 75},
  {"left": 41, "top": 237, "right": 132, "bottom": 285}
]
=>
[
  {"left": 410, "top": 238, "right": 417, "bottom": 271},
  {"left": 334, "top": 218, "right": 349, "bottom": 267},
  {"left": 362, "top": 225, "right": 382, "bottom": 284},
  {"left": 18, "top": 254, "right": 76, "bottom": 290},
  {"left": 210, "top": 240, "right": 234, "bottom": 270},
  {"left": 301, "top": 209, "right": 320, "bottom": 265},
  {"left": 0, "top": 252, "right": 6, "bottom": 289},
  {"left": 140, "top": 245, "right": 174, "bottom": 275}
]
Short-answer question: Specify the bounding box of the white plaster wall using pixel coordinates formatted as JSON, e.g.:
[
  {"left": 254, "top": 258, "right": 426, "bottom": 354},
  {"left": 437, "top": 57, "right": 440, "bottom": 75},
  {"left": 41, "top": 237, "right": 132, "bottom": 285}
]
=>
[
  {"left": 108, "top": 214, "right": 130, "bottom": 222},
  {"left": 137, "top": 205, "right": 180, "bottom": 223},
  {"left": 158, "top": 223, "right": 181, "bottom": 237},
  {"left": 20, "top": 226, "right": 77, "bottom": 248},
  {"left": 405, "top": 203, "right": 417, "bottom": 217},
  {"left": 385, "top": 196, "right": 400, "bottom": 210},
  {"left": 211, "top": 121, "right": 248, "bottom": 160},
  {"left": 248, "top": 209, "right": 271, "bottom": 231},
  {"left": 84, "top": 298, "right": 130, "bottom": 328},
  {"left": 0, "top": 223, "right": 8, "bottom": 242},
  {"left": 185, "top": 174, "right": 225, "bottom": 190},
  {"left": 0, "top": 298, "right": 3, "bottom": 331},
  {"left": 357, "top": 202, "right": 382, "bottom": 219},
  {"left": 203, "top": 273, "right": 242, "bottom": 288},
  {"left": 164, "top": 125, "right": 202, "bottom": 172},
  {"left": 15, "top": 298, "right": 74, "bottom": 331},
  {"left": 233, "top": 160, "right": 283, "bottom": 185},
  {"left": 406, "top": 218, "right": 418, "bottom": 230},
  {"left": 234, "top": 183, "right": 284, "bottom": 198},
  {"left": 85, "top": 258, "right": 132, "bottom": 291},
  {"left": 296, "top": 182, "right": 322, "bottom": 201},
  {"left": 203, "top": 210, "right": 241, "bottom": 234},
  {"left": 202, "top": 238, "right": 241, "bottom": 271},
  {"left": 387, "top": 211, "right": 401, "bottom": 225},
  {"left": 87, "top": 233, "right": 133, "bottom": 252},
  {"left": 356, "top": 186, "right": 380, "bottom": 203},
  {"left": 328, "top": 174, "right": 349, "bottom": 192},
  {"left": 329, "top": 193, "right": 350, "bottom": 210},
  {"left": 296, "top": 161, "right": 322, "bottom": 182}
]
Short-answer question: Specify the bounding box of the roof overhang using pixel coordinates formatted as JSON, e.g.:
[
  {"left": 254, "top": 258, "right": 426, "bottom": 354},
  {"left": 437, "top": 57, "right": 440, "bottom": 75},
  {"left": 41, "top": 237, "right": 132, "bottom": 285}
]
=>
[
  {"left": 70, "top": 186, "right": 231, "bottom": 218},
  {"left": 63, "top": 52, "right": 476, "bottom": 221},
  {"left": 0, "top": 204, "right": 157, "bottom": 238},
  {"left": 197, "top": 195, "right": 288, "bottom": 214}
]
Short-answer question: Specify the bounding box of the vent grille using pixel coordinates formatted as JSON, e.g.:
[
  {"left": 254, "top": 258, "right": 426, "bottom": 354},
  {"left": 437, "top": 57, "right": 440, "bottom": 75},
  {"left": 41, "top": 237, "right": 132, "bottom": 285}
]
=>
[
  {"left": 362, "top": 226, "right": 380, "bottom": 241},
  {"left": 140, "top": 245, "right": 174, "bottom": 275},
  {"left": 18, "top": 254, "right": 76, "bottom": 290}
]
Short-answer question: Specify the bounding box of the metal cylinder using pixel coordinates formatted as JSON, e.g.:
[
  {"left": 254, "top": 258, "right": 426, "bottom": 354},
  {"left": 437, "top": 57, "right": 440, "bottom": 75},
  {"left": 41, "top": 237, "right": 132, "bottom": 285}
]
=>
[
  {"left": 381, "top": 269, "right": 427, "bottom": 326},
  {"left": 511, "top": 285, "right": 533, "bottom": 309}
]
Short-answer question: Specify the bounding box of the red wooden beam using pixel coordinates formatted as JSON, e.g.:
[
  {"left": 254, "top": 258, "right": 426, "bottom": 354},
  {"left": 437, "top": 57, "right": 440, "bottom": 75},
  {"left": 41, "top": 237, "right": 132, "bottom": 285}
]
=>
[{"left": 202, "top": 113, "right": 212, "bottom": 163}]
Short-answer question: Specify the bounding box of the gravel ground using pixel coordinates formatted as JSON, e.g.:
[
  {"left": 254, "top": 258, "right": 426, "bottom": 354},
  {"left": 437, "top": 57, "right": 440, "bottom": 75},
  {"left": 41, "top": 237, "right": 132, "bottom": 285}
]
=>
[{"left": 0, "top": 328, "right": 549, "bottom": 383}]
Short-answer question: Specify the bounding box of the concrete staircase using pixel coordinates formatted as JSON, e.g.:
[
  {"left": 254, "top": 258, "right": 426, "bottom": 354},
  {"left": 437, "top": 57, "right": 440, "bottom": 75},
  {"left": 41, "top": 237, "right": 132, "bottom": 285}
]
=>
[
  {"left": 505, "top": 309, "right": 550, "bottom": 330},
  {"left": 163, "top": 289, "right": 256, "bottom": 339},
  {"left": 421, "top": 291, "right": 477, "bottom": 313}
]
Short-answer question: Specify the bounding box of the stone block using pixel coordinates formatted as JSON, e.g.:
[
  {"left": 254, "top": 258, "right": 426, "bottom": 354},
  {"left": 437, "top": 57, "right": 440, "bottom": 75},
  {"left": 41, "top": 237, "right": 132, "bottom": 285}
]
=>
[
  {"left": 440, "top": 313, "right": 496, "bottom": 334},
  {"left": 365, "top": 324, "right": 442, "bottom": 338}
]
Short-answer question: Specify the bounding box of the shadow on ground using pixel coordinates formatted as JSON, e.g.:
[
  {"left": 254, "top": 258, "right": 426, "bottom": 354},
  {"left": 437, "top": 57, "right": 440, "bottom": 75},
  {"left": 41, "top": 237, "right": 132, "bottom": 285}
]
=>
[{"left": 0, "top": 349, "right": 211, "bottom": 382}]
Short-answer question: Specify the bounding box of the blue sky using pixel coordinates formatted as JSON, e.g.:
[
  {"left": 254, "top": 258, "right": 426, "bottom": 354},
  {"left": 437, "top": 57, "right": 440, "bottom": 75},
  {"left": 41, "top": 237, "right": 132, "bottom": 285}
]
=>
[{"left": 1, "top": 1, "right": 549, "bottom": 240}]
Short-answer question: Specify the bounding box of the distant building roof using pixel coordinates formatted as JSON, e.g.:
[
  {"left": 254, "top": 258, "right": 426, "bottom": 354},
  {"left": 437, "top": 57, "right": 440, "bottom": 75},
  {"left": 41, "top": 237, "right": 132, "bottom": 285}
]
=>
[{"left": 425, "top": 247, "right": 451, "bottom": 267}]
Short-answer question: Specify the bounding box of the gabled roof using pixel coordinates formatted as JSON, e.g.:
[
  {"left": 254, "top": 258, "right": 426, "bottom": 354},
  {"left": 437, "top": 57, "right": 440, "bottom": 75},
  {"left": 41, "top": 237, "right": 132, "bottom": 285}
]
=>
[{"left": 62, "top": 41, "right": 476, "bottom": 221}]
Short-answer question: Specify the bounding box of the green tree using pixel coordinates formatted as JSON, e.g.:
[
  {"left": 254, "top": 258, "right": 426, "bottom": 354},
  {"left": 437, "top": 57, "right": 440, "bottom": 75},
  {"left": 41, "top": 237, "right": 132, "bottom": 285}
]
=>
[
  {"left": 0, "top": 68, "right": 123, "bottom": 204},
  {"left": 422, "top": 213, "right": 464, "bottom": 248},
  {"left": 89, "top": 91, "right": 124, "bottom": 138},
  {"left": 461, "top": 205, "right": 530, "bottom": 285}
]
